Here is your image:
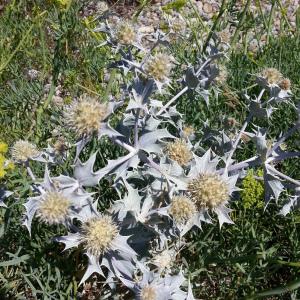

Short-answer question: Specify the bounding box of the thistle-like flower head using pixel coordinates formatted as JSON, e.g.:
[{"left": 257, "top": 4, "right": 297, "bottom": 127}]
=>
[
  {"left": 183, "top": 150, "right": 239, "bottom": 228},
  {"left": 261, "top": 68, "right": 282, "bottom": 85},
  {"left": 81, "top": 216, "right": 119, "bottom": 256},
  {"left": 182, "top": 126, "right": 195, "bottom": 139},
  {"left": 66, "top": 95, "right": 108, "bottom": 137},
  {"left": 128, "top": 265, "right": 187, "bottom": 300},
  {"left": 115, "top": 21, "right": 136, "bottom": 45},
  {"left": 23, "top": 168, "right": 92, "bottom": 233},
  {"left": 151, "top": 248, "right": 175, "bottom": 273},
  {"left": 169, "top": 196, "right": 197, "bottom": 223},
  {"left": 144, "top": 53, "right": 173, "bottom": 83},
  {"left": 37, "top": 191, "right": 71, "bottom": 225},
  {"left": 188, "top": 173, "right": 229, "bottom": 210},
  {"left": 11, "top": 140, "right": 40, "bottom": 162},
  {"left": 55, "top": 207, "right": 136, "bottom": 284},
  {"left": 165, "top": 139, "right": 192, "bottom": 166},
  {"left": 279, "top": 78, "right": 291, "bottom": 91},
  {"left": 215, "top": 65, "right": 228, "bottom": 85}
]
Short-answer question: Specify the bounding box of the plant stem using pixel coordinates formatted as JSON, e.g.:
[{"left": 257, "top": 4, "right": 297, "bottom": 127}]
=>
[
  {"left": 203, "top": 0, "right": 228, "bottom": 52},
  {"left": 266, "top": 0, "right": 276, "bottom": 45},
  {"left": 225, "top": 112, "right": 253, "bottom": 170},
  {"left": 134, "top": 108, "right": 141, "bottom": 147},
  {"left": 270, "top": 123, "right": 300, "bottom": 153},
  {"left": 157, "top": 57, "right": 216, "bottom": 116},
  {"left": 112, "top": 137, "right": 136, "bottom": 153},
  {"left": 231, "top": 0, "right": 252, "bottom": 50},
  {"left": 26, "top": 166, "right": 36, "bottom": 181},
  {"left": 267, "top": 164, "right": 300, "bottom": 186}
]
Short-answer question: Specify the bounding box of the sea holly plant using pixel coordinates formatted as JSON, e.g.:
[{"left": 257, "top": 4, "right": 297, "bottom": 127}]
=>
[{"left": 3, "top": 17, "right": 300, "bottom": 299}]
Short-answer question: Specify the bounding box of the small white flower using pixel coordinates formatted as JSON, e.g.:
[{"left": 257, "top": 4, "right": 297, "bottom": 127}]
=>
[
  {"left": 81, "top": 216, "right": 119, "bottom": 257},
  {"left": 11, "top": 140, "right": 40, "bottom": 162},
  {"left": 66, "top": 94, "right": 108, "bottom": 137},
  {"left": 144, "top": 53, "right": 173, "bottom": 83},
  {"left": 114, "top": 21, "right": 137, "bottom": 45},
  {"left": 36, "top": 191, "right": 71, "bottom": 225},
  {"left": 165, "top": 139, "right": 193, "bottom": 166},
  {"left": 169, "top": 196, "right": 197, "bottom": 223},
  {"left": 261, "top": 68, "right": 282, "bottom": 85}
]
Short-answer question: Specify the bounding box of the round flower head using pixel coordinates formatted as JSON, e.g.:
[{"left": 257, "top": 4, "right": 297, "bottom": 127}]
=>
[
  {"left": 171, "top": 17, "right": 186, "bottom": 34},
  {"left": 217, "top": 29, "right": 231, "bottom": 44},
  {"left": 144, "top": 53, "right": 173, "bottom": 83},
  {"left": 127, "top": 265, "right": 187, "bottom": 300},
  {"left": 215, "top": 65, "right": 228, "bottom": 85},
  {"left": 36, "top": 191, "right": 71, "bottom": 225},
  {"left": 261, "top": 68, "right": 282, "bottom": 85},
  {"left": 115, "top": 21, "right": 136, "bottom": 45},
  {"left": 182, "top": 126, "right": 195, "bottom": 139},
  {"left": 188, "top": 173, "right": 229, "bottom": 210},
  {"left": 169, "top": 196, "right": 197, "bottom": 223},
  {"left": 66, "top": 95, "right": 108, "bottom": 137},
  {"left": 279, "top": 78, "right": 291, "bottom": 91},
  {"left": 53, "top": 137, "right": 68, "bottom": 155},
  {"left": 165, "top": 139, "right": 192, "bottom": 166},
  {"left": 56, "top": 209, "right": 136, "bottom": 285},
  {"left": 96, "top": 1, "right": 108, "bottom": 15},
  {"left": 11, "top": 140, "right": 39, "bottom": 162},
  {"left": 151, "top": 249, "right": 175, "bottom": 274},
  {"left": 81, "top": 216, "right": 119, "bottom": 257}
]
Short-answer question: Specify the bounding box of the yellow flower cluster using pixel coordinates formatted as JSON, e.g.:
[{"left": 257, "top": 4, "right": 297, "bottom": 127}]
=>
[
  {"left": 52, "top": 0, "right": 72, "bottom": 10},
  {"left": 241, "top": 169, "right": 264, "bottom": 209},
  {"left": 0, "top": 141, "right": 14, "bottom": 179}
]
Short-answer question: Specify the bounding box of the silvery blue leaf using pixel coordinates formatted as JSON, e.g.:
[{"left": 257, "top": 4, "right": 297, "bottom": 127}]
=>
[
  {"left": 144, "top": 116, "right": 161, "bottom": 132},
  {"left": 98, "top": 122, "right": 123, "bottom": 140},
  {"left": 55, "top": 232, "right": 81, "bottom": 251},
  {"left": 0, "top": 189, "right": 12, "bottom": 208},
  {"left": 22, "top": 197, "right": 40, "bottom": 234},
  {"left": 131, "top": 78, "right": 154, "bottom": 106},
  {"left": 79, "top": 252, "right": 105, "bottom": 285},
  {"left": 215, "top": 205, "right": 234, "bottom": 228},
  {"left": 185, "top": 67, "right": 200, "bottom": 89},
  {"left": 279, "top": 196, "right": 297, "bottom": 216},
  {"left": 139, "top": 129, "right": 175, "bottom": 151},
  {"left": 264, "top": 167, "right": 284, "bottom": 203},
  {"left": 75, "top": 137, "right": 90, "bottom": 159},
  {"left": 186, "top": 281, "right": 195, "bottom": 300},
  {"left": 73, "top": 152, "right": 100, "bottom": 187}
]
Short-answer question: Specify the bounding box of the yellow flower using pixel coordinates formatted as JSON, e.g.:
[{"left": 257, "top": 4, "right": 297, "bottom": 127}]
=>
[
  {"left": 0, "top": 142, "right": 8, "bottom": 153},
  {"left": 241, "top": 169, "right": 264, "bottom": 209},
  {"left": 52, "top": 0, "right": 72, "bottom": 10},
  {"left": 0, "top": 168, "right": 6, "bottom": 179},
  {"left": 5, "top": 161, "right": 15, "bottom": 171},
  {"left": 0, "top": 154, "right": 5, "bottom": 166}
]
